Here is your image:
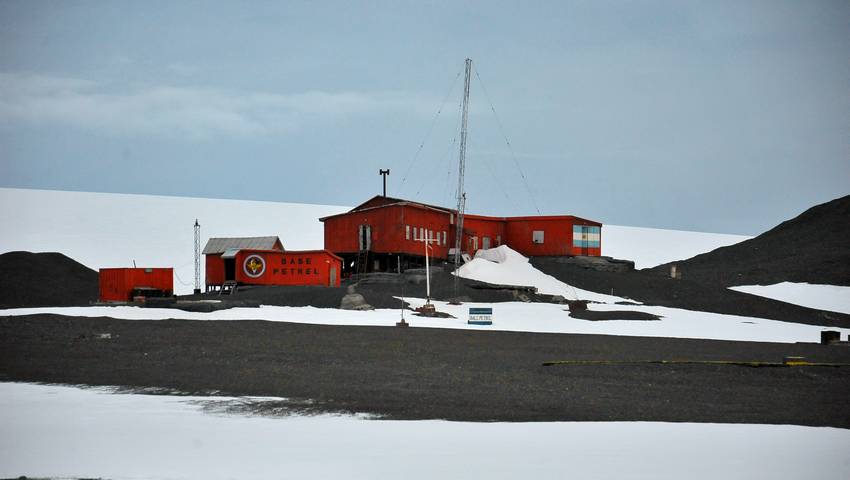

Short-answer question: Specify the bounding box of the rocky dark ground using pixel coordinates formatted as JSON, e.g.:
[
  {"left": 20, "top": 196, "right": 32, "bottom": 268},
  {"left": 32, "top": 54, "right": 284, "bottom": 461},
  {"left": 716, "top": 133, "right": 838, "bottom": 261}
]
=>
[
  {"left": 530, "top": 195, "right": 850, "bottom": 328},
  {"left": 530, "top": 259, "right": 850, "bottom": 328},
  {"left": 177, "top": 267, "right": 552, "bottom": 310},
  {"left": 173, "top": 262, "right": 850, "bottom": 328},
  {"left": 649, "top": 194, "right": 850, "bottom": 287},
  {"left": 0, "top": 251, "right": 98, "bottom": 309},
  {"left": 2, "top": 314, "right": 849, "bottom": 427}
]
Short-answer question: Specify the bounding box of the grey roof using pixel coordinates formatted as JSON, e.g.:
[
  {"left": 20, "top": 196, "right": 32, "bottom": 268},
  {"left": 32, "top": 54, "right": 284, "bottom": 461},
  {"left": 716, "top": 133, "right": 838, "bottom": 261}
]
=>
[{"left": 202, "top": 236, "right": 282, "bottom": 255}]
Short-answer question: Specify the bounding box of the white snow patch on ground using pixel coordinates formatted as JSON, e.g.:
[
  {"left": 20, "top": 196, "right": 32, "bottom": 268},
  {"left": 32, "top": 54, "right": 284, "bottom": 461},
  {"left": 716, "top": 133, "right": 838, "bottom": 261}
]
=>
[
  {"left": 5, "top": 299, "right": 848, "bottom": 343},
  {"left": 730, "top": 282, "right": 850, "bottom": 315},
  {"left": 603, "top": 224, "right": 750, "bottom": 269},
  {"left": 457, "top": 245, "right": 626, "bottom": 303},
  {"left": 2, "top": 382, "right": 849, "bottom": 480},
  {"left": 1, "top": 188, "right": 751, "bottom": 295}
]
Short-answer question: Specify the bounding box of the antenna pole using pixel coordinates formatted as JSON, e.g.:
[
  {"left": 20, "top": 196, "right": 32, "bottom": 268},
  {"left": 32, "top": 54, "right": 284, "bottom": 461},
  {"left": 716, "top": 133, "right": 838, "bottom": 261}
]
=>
[
  {"left": 453, "top": 58, "right": 472, "bottom": 300},
  {"left": 194, "top": 219, "right": 201, "bottom": 294}
]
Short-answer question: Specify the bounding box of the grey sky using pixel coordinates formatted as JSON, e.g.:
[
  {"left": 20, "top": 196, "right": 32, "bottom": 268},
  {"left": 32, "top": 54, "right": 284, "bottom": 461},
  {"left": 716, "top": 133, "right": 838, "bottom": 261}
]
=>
[{"left": 0, "top": 0, "right": 847, "bottom": 235}]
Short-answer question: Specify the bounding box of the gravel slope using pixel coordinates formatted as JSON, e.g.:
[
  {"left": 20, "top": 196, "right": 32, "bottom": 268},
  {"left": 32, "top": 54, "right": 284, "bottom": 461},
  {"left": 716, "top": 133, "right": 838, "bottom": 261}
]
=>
[
  {"left": 2, "top": 314, "right": 848, "bottom": 427},
  {"left": 650, "top": 194, "right": 850, "bottom": 287}
]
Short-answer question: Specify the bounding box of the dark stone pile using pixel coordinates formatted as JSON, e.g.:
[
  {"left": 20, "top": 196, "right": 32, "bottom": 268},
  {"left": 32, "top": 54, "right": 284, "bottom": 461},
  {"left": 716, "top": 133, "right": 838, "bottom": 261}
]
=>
[{"left": 0, "top": 251, "right": 98, "bottom": 309}]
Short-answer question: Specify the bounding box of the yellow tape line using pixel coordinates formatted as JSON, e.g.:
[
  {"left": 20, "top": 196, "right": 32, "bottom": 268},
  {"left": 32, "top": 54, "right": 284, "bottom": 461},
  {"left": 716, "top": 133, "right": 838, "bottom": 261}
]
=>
[{"left": 541, "top": 360, "right": 850, "bottom": 368}]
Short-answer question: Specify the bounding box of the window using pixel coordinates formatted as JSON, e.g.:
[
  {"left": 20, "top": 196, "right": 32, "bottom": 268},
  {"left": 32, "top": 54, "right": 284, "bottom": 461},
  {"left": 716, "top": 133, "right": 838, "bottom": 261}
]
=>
[
  {"left": 496, "top": 235, "right": 501, "bottom": 246},
  {"left": 406, "top": 225, "right": 410, "bottom": 240},
  {"left": 436, "top": 232, "right": 441, "bottom": 245},
  {"left": 443, "top": 231, "right": 447, "bottom": 245},
  {"left": 533, "top": 230, "right": 544, "bottom": 244},
  {"left": 413, "top": 227, "right": 418, "bottom": 240},
  {"left": 359, "top": 224, "right": 372, "bottom": 250},
  {"left": 482, "top": 237, "right": 490, "bottom": 249}
]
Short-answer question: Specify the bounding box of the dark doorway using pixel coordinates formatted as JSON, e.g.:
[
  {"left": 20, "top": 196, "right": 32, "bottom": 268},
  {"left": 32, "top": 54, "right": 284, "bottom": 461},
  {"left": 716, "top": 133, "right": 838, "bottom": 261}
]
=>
[{"left": 224, "top": 258, "right": 236, "bottom": 281}]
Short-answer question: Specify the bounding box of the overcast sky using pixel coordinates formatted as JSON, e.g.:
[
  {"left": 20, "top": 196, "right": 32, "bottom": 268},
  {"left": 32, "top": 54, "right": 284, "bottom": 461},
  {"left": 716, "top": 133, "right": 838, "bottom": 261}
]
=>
[{"left": 0, "top": 0, "right": 847, "bottom": 234}]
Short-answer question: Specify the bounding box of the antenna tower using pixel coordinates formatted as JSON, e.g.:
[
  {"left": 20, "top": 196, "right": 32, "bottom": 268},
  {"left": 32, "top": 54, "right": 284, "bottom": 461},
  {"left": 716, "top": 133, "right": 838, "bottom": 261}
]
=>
[
  {"left": 453, "top": 58, "right": 472, "bottom": 267},
  {"left": 452, "top": 58, "right": 472, "bottom": 301},
  {"left": 193, "top": 219, "right": 201, "bottom": 294}
]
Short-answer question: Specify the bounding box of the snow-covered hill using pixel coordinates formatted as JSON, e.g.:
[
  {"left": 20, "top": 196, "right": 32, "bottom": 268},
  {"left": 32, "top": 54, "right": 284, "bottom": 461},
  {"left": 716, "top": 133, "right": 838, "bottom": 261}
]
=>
[{"left": 0, "top": 188, "right": 749, "bottom": 294}]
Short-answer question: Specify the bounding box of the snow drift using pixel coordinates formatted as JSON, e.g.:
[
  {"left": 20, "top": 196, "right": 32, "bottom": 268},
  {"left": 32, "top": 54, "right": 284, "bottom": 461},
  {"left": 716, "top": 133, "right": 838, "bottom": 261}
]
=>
[{"left": 456, "top": 245, "right": 625, "bottom": 303}]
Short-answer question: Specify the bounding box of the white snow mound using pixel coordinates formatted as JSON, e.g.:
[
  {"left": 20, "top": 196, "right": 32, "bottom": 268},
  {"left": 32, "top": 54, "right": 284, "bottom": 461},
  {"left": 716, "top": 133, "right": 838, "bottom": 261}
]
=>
[{"left": 456, "top": 245, "right": 625, "bottom": 304}]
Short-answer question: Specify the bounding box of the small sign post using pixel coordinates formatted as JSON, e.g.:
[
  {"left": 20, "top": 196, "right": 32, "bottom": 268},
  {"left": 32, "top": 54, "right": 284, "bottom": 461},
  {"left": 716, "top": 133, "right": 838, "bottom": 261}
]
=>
[
  {"left": 468, "top": 307, "right": 493, "bottom": 325},
  {"left": 415, "top": 234, "right": 436, "bottom": 314}
]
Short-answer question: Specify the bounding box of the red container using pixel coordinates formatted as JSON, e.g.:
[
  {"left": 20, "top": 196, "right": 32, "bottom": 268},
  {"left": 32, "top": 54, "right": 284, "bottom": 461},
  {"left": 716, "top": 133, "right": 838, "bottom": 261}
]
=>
[{"left": 99, "top": 268, "right": 174, "bottom": 302}]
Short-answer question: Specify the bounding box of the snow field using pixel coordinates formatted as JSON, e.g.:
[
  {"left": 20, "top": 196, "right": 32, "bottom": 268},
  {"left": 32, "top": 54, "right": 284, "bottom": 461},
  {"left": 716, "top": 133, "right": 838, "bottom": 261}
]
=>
[
  {"left": 0, "top": 188, "right": 348, "bottom": 295},
  {"left": 5, "top": 298, "right": 849, "bottom": 344},
  {"left": 730, "top": 282, "right": 850, "bottom": 315},
  {"left": 1, "top": 382, "right": 848, "bottom": 480},
  {"left": 1, "top": 187, "right": 749, "bottom": 295},
  {"left": 602, "top": 224, "right": 750, "bottom": 269}
]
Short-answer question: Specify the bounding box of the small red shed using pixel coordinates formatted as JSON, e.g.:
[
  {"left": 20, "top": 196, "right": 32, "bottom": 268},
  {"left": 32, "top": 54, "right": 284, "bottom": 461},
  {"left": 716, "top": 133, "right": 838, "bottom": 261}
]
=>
[
  {"left": 203, "top": 236, "right": 284, "bottom": 288},
  {"left": 99, "top": 267, "right": 174, "bottom": 302},
  {"left": 202, "top": 236, "right": 341, "bottom": 290}
]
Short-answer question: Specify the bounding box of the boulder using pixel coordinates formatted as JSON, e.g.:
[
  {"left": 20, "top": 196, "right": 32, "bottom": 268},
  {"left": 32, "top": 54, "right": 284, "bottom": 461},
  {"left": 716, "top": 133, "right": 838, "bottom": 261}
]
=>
[{"left": 340, "top": 293, "right": 374, "bottom": 311}]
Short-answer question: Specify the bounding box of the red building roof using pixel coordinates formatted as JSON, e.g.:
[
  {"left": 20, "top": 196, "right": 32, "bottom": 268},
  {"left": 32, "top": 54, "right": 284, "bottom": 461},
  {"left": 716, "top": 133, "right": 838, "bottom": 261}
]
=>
[
  {"left": 320, "top": 195, "right": 603, "bottom": 260},
  {"left": 321, "top": 195, "right": 602, "bottom": 226}
]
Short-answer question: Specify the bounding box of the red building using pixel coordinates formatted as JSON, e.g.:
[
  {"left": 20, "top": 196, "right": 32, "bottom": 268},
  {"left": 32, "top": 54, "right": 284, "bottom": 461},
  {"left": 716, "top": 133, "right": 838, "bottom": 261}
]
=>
[
  {"left": 99, "top": 267, "right": 174, "bottom": 302},
  {"left": 203, "top": 237, "right": 341, "bottom": 290},
  {"left": 320, "top": 195, "right": 601, "bottom": 274}
]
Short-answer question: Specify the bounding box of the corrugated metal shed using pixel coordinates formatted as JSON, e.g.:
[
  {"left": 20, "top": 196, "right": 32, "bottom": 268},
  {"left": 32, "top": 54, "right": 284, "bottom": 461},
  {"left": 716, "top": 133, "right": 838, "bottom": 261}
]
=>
[{"left": 202, "top": 236, "right": 283, "bottom": 255}]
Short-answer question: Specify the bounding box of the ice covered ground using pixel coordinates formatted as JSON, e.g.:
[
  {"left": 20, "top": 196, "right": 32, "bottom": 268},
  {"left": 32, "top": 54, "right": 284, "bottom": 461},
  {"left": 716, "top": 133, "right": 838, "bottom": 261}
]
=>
[
  {"left": 5, "top": 299, "right": 848, "bottom": 343},
  {"left": 0, "top": 188, "right": 750, "bottom": 294},
  {"left": 1, "top": 382, "right": 848, "bottom": 480},
  {"left": 730, "top": 282, "right": 850, "bottom": 315}
]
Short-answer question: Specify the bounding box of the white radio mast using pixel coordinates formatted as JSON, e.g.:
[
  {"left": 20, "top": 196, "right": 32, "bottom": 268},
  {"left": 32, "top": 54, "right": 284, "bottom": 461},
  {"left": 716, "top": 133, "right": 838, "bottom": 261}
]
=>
[
  {"left": 193, "top": 219, "right": 201, "bottom": 294},
  {"left": 453, "top": 58, "right": 472, "bottom": 267},
  {"left": 451, "top": 58, "right": 472, "bottom": 302}
]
